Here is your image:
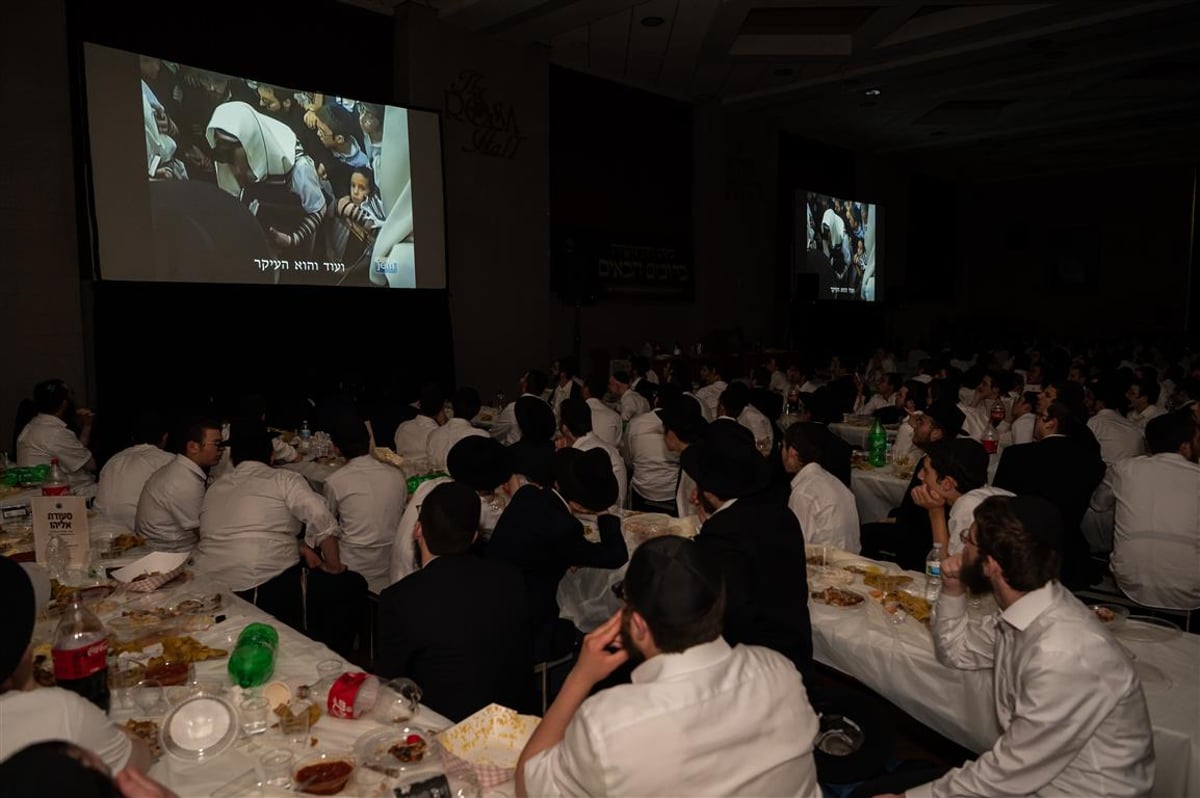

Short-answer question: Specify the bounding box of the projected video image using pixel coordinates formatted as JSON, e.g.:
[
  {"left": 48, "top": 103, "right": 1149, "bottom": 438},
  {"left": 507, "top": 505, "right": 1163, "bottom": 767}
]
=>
[
  {"left": 796, "top": 190, "right": 879, "bottom": 302},
  {"left": 136, "top": 56, "right": 417, "bottom": 286}
]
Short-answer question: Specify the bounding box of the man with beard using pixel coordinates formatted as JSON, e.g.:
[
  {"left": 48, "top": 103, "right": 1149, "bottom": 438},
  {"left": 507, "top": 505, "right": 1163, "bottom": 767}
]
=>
[
  {"left": 870, "top": 495, "right": 1154, "bottom": 798},
  {"left": 516, "top": 536, "right": 820, "bottom": 798}
]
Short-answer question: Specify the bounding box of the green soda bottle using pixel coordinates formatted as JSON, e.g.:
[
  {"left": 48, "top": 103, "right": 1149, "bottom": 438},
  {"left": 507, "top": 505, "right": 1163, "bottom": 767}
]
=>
[
  {"left": 227, "top": 623, "right": 278, "bottom": 688},
  {"left": 868, "top": 418, "right": 888, "bottom": 468}
]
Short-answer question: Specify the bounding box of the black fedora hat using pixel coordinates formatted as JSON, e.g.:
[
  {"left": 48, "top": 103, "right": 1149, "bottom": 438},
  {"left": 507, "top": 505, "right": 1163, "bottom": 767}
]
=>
[
  {"left": 447, "top": 436, "right": 512, "bottom": 491},
  {"left": 681, "top": 420, "right": 771, "bottom": 499},
  {"left": 923, "top": 400, "right": 965, "bottom": 438},
  {"left": 515, "top": 396, "right": 555, "bottom": 441},
  {"left": 553, "top": 448, "right": 618, "bottom": 512}
]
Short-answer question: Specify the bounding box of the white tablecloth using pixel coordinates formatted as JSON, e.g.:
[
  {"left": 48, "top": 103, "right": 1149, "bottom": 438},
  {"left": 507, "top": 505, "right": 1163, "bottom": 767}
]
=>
[
  {"left": 810, "top": 551, "right": 1200, "bottom": 797},
  {"left": 557, "top": 513, "right": 699, "bottom": 633},
  {"left": 829, "top": 422, "right": 897, "bottom": 449},
  {"left": 280, "top": 459, "right": 343, "bottom": 493},
  {"left": 29, "top": 572, "right": 456, "bottom": 797},
  {"left": 851, "top": 465, "right": 912, "bottom": 523}
]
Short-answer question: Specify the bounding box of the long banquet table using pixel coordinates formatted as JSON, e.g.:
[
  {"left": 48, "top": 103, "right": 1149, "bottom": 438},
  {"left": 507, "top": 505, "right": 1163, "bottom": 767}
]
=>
[
  {"left": 809, "top": 549, "right": 1200, "bottom": 798},
  {"left": 30, "top": 570, "right": 455, "bottom": 797}
]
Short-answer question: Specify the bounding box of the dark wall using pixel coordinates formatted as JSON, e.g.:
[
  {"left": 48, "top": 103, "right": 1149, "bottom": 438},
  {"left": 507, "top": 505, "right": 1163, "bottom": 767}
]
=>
[{"left": 956, "top": 164, "right": 1195, "bottom": 338}]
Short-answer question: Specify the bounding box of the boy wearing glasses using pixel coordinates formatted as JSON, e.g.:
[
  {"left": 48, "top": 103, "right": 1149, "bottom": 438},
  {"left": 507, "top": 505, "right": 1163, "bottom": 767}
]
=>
[{"left": 134, "top": 417, "right": 224, "bottom": 553}]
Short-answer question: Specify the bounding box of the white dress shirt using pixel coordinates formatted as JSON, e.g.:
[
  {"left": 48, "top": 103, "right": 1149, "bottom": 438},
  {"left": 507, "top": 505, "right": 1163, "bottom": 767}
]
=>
[
  {"left": 676, "top": 467, "right": 696, "bottom": 519},
  {"left": 134, "top": 454, "right": 208, "bottom": 552},
  {"left": 769, "top": 369, "right": 789, "bottom": 395},
  {"left": 572, "top": 433, "right": 628, "bottom": 511},
  {"left": 586, "top": 397, "right": 622, "bottom": 448},
  {"left": 393, "top": 415, "right": 439, "bottom": 460},
  {"left": 1088, "top": 408, "right": 1147, "bottom": 465},
  {"left": 946, "top": 486, "right": 1014, "bottom": 556},
  {"left": 787, "top": 462, "right": 860, "bottom": 552},
  {"left": 693, "top": 380, "right": 727, "bottom": 421},
  {"left": 322, "top": 454, "right": 407, "bottom": 594},
  {"left": 94, "top": 443, "right": 174, "bottom": 529},
  {"left": 489, "top": 393, "right": 543, "bottom": 445},
  {"left": 425, "top": 418, "right": 487, "bottom": 472},
  {"left": 892, "top": 418, "right": 918, "bottom": 462},
  {"left": 0, "top": 687, "right": 133, "bottom": 772},
  {"left": 854, "top": 392, "right": 894, "bottom": 416},
  {"left": 1007, "top": 412, "right": 1035, "bottom": 447},
  {"left": 737, "top": 404, "right": 773, "bottom": 445},
  {"left": 211, "top": 428, "right": 298, "bottom": 480},
  {"left": 915, "top": 582, "right": 1154, "bottom": 798},
  {"left": 1110, "top": 453, "right": 1200, "bottom": 610},
  {"left": 16, "top": 413, "right": 94, "bottom": 488},
  {"left": 194, "top": 461, "right": 339, "bottom": 592},
  {"left": 617, "top": 389, "right": 650, "bottom": 423},
  {"left": 623, "top": 410, "right": 679, "bottom": 503},
  {"left": 523, "top": 639, "right": 820, "bottom": 798},
  {"left": 1126, "top": 404, "right": 1165, "bottom": 430},
  {"left": 388, "top": 477, "right": 505, "bottom": 585},
  {"left": 958, "top": 402, "right": 987, "bottom": 441}
]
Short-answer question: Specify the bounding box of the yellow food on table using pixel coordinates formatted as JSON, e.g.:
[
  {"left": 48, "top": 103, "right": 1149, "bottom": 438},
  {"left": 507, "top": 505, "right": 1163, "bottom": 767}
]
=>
[{"left": 863, "top": 573, "right": 914, "bottom": 591}]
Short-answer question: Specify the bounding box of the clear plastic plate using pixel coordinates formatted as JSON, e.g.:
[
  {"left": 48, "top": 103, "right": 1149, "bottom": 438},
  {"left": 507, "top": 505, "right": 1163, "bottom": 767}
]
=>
[{"left": 161, "top": 693, "right": 238, "bottom": 762}]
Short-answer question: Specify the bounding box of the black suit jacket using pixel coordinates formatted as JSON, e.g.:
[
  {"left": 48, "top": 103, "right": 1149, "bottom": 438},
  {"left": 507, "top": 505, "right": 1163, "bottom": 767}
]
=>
[
  {"left": 693, "top": 494, "right": 814, "bottom": 678},
  {"left": 376, "top": 554, "right": 534, "bottom": 722},
  {"left": 483, "top": 485, "right": 628, "bottom": 647},
  {"left": 993, "top": 435, "right": 1105, "bottom": 589}
]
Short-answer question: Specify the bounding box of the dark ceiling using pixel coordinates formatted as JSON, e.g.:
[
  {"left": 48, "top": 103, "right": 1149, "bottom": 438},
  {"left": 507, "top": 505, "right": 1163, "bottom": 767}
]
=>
[{"left": 360, "top": 0, "right": 1200, "bottom": 179}]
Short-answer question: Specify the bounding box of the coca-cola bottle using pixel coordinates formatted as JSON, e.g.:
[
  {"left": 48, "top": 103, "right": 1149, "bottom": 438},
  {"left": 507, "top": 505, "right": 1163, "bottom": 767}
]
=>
[
  {"left": 981, "top": 424, "right": 999, "bottom": 455},
  {"left": 989, "top": 398, "right": 1007, "bottom": 427},
  {"left": 52, "top": 599, "right": 110, "bottom": 712},
  {"left": 42, "top": 458, "right": 71, "bottom": 496}
]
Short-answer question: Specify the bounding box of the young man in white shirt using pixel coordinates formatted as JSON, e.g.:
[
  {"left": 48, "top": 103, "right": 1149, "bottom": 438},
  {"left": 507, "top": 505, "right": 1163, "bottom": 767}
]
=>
[
  {"left": 194, "top": 420, "right": 344, "bottom": 631},
  {"left": 873, "top": 495, "right": 1154, "bottom": 798},
  {"left": 15, "top": 379, "right": 97, "bottom": 491},
  {"left": 393, "top": 383, "right": 445, "bottom": 459},
  {"left": 659, "top": 397, "right": 708, "bottom": 518},
  {"left": 559, "top": 398, "right": 627, "bottom": 512},
  {"left": 0, "top": 556, "right": 152, "bottom": 775},
  {"left": 426, "top": 387, "right": 488, "bottom": 472},
  {"left": 692, "top": 362, "right": 727, "bottom": 421},
  {"left": 623, "top": 385, "right": 682, "bottom": 513},
  {"left": 323, "top": 415, "right": 407, "bottom": 594},
  {"left": 1110, "top": 411, "right": 1200, "bottom": 611},
  {"left": 911, "top": 438, "right": 1012, "bottom": 557},
  {"left": 517, "top": 536, "right": 820, "bottom": 798},
  {"left": 489, "top": 370, "right": 549, "bottom": 445},
  {"left": 854, "top": 371, "right": 899, "bottom": 416},
  {"left": 94, "top": 413, "right": 173, "bottom": 529},
  {"left": 1126, "top": 376, "right": 1165, "bottom": 429},
  {"left": 782, "top": 422, "right": 860, "bottom": 552},
  {"left": 581, "top": 375, "right": 622, "bottom": 448},
  {"left": 609, "top": 370, "right": 650, "bottom": 424},
  {"left": 134, "top": 417, "right": 225, "bottom": 552},
  {"left": 718, "top": 382, "right": 773, "bottom": 450}
]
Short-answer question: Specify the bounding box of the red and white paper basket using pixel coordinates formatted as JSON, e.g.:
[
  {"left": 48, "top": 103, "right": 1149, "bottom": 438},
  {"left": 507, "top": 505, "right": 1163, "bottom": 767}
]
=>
[{"left": 435, "top": 703, "right": 539, "bottom": 788}]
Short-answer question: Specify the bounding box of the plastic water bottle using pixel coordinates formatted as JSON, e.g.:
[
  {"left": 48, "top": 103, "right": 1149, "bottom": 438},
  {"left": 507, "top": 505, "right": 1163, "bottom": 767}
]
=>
[
  {"left": 925, "top": 543, "right": 943, "bottom": 602},
  {"left": 868, "top": 418, "right": 887, "bottom": 467},
  {"left": 227, "top": 623, "right": 279, "bottom": 688}
]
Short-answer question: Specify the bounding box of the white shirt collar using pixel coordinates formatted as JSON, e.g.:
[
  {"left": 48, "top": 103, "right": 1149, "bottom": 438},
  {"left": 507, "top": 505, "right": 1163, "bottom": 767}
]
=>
[
  {"left": 1000, "top": 581, "right": 1055, "bottom": 631},
  {"left": 631, "top": 638, "right": 732, "bottom": 683},
  {"left": 35, "top": 413, "right": 66, "bottom": 428},
  {"left": 177, "top": 453, "right": 208, "bottom": 480},
  {"left": 710, "top": 497, "right": 738, "bottom": 518},
  {"left": 789, "top": 461, "right": 820, "bottom": 490}
]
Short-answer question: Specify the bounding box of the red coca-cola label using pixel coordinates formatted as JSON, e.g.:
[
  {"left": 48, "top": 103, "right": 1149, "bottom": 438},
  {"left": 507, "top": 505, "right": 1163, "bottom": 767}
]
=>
[
  {"left": 982, "top": 439, "right": 998, "bottom": 454},
  {"left": 53, "top": 640, "right": 108, "bottom": 681},
  {"left": 42, "top": 484, "right": 70, "bottom": 497},
  {"left": 328, "top": 672, "right": 365, "bottom": 718}
]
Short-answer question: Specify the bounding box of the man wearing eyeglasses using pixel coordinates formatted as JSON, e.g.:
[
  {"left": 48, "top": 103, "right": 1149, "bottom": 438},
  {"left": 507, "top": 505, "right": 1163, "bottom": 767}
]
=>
[
  {"left": 134, "top": 416, "right": 224, "bottom": 553},
  {"left": 869, "top": 495, "right": 1154, "bottom": 798}
]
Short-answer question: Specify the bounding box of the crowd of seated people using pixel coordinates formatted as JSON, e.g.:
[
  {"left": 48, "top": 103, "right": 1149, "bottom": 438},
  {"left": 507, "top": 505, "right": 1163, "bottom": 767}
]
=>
[{"left": 6, "top": 333, "right": 1195, "bottom": 796}]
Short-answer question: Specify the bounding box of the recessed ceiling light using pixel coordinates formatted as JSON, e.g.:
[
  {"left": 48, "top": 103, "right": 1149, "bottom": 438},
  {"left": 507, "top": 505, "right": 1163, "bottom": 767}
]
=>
[
  {"left": 641, "top": 16, "right": 665, "bottom": 27},
  {"left": 864, "top": 88, "right": 881, "bottom": 96}
]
